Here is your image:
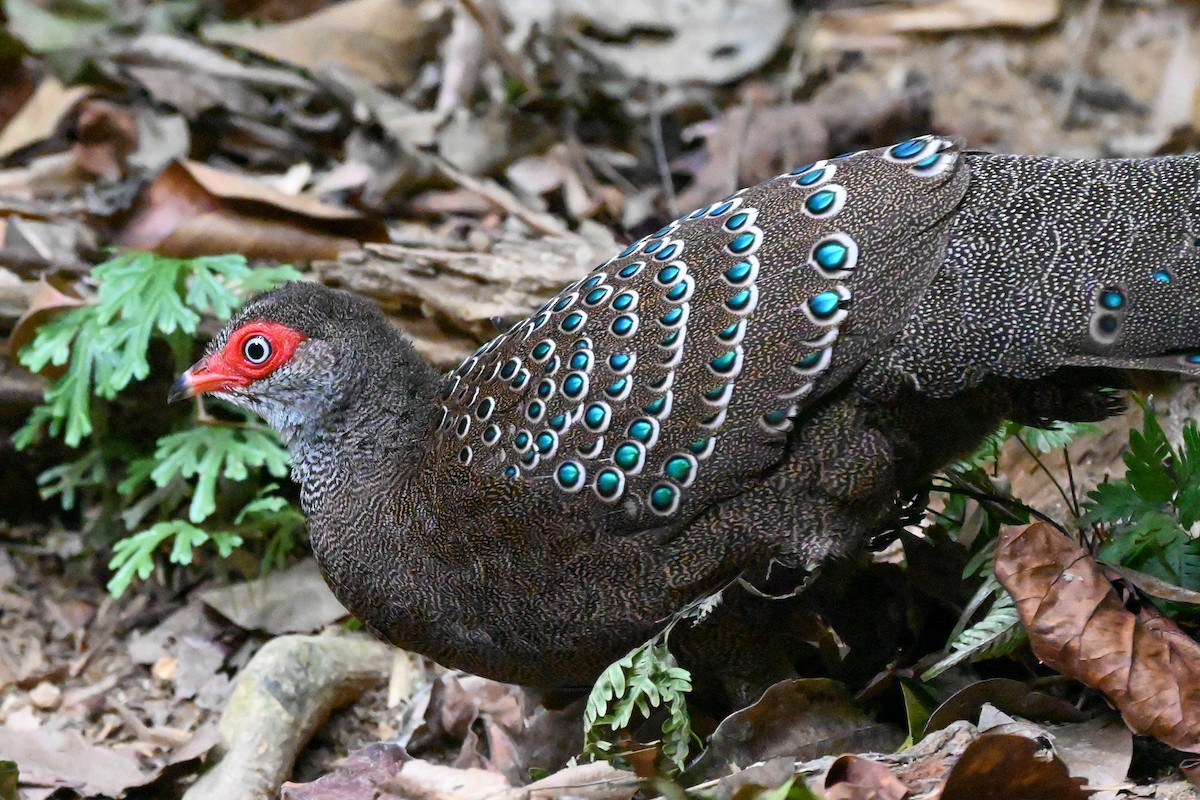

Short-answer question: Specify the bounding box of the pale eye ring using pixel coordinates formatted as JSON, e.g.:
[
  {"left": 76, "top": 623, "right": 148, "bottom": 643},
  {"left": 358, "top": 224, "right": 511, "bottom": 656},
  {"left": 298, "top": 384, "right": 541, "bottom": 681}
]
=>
[{"left": 243, "top": 334, "right": 272, "bottom": 365}]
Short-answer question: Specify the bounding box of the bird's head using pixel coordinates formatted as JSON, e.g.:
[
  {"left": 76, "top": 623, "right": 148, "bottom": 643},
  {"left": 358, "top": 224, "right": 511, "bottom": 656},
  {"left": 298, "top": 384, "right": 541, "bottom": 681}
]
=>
[{"left": 169, "top": 281, "right": 428, "bottom": 444}]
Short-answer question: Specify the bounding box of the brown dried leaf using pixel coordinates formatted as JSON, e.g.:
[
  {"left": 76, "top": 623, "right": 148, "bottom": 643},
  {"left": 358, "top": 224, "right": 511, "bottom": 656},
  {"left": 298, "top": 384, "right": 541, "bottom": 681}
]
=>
[
  {"left": 0, "top": 56, "right": 35, "bottom": 138},
  {"left": 202, "top": 0, "right": 446, "bottom": 87},
  {"left": 0, "top": 725, "right": 150, "bottom": 797},
  {"left": 179, "top": 160, "right": 372, "bottom": 223},
  {"left": 282, "top": 746, "right": 514, "bottom": 800},
  {"left": 923, "top": 678, "right": 1087, "bottom": 737},
  {"left": 199, "top": 559, "right": 348, "bottom": 635},
  {"left": 1049, "top": 716, "right": 1133, "bottom": 796},
  {"left": 677, "top": 81, "right": 932, "bottom": 213},
  {"left": 116, "top": 161, "right": 386, "bottom": 261},
  {"left": 995, "top": 523, "right": 1200, "bottom": 752},
  {"left": 677, "top": 100, "right": 830, "bottom": 213},
  {"left": 687, "top": 679, "right": 902, "bottom": 782},
  {"left": 6, "top": 275, "right": 88, "bottom": 363},
  {"left": 824, "top": 754, "right": 910, "bottom": 800},
  {"left": 0, "top": 75, "right": 89, "bottom": 160},
  {"left": 281, "top": 742, "right": 409, "bottom": 800},
  {"left": 1181, "top": 758, "right": 1200, "bottom": 789},
  {"left": 70, "top": 100, "right": 139, "bottom": 181},
  {"left": 938, "top": 733, "right": 1089, "bottom": 800},
  {"left": 401, "top": 673, "right": 532, "bottom": 780},
  {"left": 818, "top": 0, "right": 1061, "bottom": 43},
  {"left": 1105, "top": 564, "right": 1200, "bottom": 606}
]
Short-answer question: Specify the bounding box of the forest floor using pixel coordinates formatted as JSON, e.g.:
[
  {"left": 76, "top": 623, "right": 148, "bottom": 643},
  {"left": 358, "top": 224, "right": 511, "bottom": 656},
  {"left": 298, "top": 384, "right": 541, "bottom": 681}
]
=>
[{"left": 5, "top": 0, "right": 1200, "bottom": 797}]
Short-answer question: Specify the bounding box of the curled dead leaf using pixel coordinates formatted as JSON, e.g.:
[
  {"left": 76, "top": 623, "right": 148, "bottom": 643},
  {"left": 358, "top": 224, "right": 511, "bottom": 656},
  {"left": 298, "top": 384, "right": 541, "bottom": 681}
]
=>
[
  {"left": 938, "top": 732, "right": 1089, "bottom": 800},
  {"left": 1181, "top": 757, "right": 1200, "bottom": 789},
  {"left": 995, "top": 522, "right": 1200, "bottom": 753},
  {"left": 116, "top": 160, "right": 387, "bottom": 261},
  {"left": 922, "top": 678, "right": 1087, "bottom": 737},
  {"left": 71, "top": 99, "right": 139, "bottom": 181},
  {"left": 686, "top": 678, "right": 901, "bottom": 782},
  {"left": 824, "top": 754, "right": 909, "bottom": 800},
  {"left": 202, "top": 0, "right": 446, "bottom": 88},
  {"left": 6, "top": 275, "right": 88, "bottom": 364},
  {"left": 0, "top": 75, "right": 89, "bottom": 160}
]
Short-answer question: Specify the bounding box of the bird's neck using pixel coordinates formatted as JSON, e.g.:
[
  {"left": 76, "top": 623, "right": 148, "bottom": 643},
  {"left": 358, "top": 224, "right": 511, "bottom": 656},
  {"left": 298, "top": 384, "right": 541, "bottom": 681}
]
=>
[{"left": 285, "top": 344, "right": 443, "bottom": 518}]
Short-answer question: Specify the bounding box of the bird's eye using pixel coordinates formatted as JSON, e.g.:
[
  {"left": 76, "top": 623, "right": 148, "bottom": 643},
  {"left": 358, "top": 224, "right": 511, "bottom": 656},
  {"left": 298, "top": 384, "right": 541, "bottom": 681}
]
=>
[{"left": 243, "top": 334, "right": 272, "bottom": 365}]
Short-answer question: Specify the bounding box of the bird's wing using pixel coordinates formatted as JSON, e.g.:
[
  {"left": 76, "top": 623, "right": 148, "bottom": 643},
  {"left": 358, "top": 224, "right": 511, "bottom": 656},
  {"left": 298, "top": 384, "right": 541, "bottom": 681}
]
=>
[{"left": 433, "top": 136, "right": 971, "bottom": 529}]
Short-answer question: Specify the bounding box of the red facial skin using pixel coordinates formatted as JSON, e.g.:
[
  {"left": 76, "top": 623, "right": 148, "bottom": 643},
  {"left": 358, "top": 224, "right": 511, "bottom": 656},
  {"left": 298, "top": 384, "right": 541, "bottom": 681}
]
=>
[{"left": 171, "top": 321, "right": 306, "bottom": 400}]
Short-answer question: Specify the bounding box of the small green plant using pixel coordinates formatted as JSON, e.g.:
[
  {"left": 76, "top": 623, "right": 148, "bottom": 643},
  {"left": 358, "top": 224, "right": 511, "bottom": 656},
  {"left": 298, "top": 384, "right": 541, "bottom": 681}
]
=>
[
  {"left": 921, "top": 574, "right": 1025, "bottom": 680},
  {"left": 924, "top": 419, "right": 1099, "bottom": 679},
  {"left": 1081, "top": 401, "right": 1200, "bottom": 591},
  {"left": 928, "top": 403, "right": 1200, "bottom": 679},
  {"left": 584, "top": 641, "right": 694, "bottom": 770},
  {"left": 15, "top": 251, "right": 302, "bottom": 596},
  {"left": 582, "top": 591, "right": 724, "bottom": 772}
]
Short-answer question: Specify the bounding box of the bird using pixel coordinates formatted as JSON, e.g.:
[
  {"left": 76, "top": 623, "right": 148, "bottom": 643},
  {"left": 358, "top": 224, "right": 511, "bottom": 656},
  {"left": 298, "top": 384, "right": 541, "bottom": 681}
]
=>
[{"left": 169, "top": 135, "right": 1200, "bottom": 706}]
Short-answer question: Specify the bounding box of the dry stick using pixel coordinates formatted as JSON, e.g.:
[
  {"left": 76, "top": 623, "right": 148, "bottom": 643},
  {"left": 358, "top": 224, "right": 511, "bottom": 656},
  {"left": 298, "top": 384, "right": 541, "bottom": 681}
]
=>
[
  {"left": 108, "top": 696, "right": 192, "bottom": 746},
  {"left": 648, "top": 84, "right": 679, "bottom": 220},
  {"left": 929, "top": 478, "right": 1070, "bottom": 536},
  {"left": 1014, "top": 435, "right": 1077, "bottom": 516},
  {"left": 457, "top": 0, "right": 539, "bottom": 97},
  {"left": 1055, "top": 0, "right": 1104, "bottom": 126},
  {"left": 0, "top": 248, "right": 91, "bottom": 277},
  {"left": 432, "top": 153, "right": 578, "bottom": 240},
  {"left": 365, "top": 243, "right": 490, "bottom": 261},
  {"left": 183, "top": 634, "right": 394, "bottom": 800},
  {"left": 579, "top": 144, "right": 640, "bottom": 197},
  {"left": 1063, "top": 446, "right": 1081, "bottom": 518}
]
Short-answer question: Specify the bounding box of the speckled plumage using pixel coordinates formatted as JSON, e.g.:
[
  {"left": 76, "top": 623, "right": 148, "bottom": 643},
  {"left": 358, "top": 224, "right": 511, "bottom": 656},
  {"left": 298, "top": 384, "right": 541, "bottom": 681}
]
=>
[{"left": 199, "top": 136, "right": 1200, "bottom": 703}]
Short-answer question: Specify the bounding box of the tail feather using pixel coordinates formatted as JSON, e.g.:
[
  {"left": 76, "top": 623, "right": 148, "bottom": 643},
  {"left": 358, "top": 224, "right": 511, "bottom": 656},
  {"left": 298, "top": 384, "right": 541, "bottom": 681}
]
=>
[{"left": 881, "top": 151, "right": 1200, "bottom": 396}]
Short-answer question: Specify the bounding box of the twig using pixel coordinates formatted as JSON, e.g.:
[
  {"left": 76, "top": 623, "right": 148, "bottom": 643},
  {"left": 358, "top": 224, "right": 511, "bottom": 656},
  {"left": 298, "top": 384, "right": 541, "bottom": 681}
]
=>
[
  {"left": 456, "top": 0, "right": 539, "bottom": 98},
  {"left": 108, "top": 696, "right": 193, "bottom": 746},
  {"left": 365, "top": 243, "right": 492, "bottom": 261},
  {"left": 1056, "top": 0, "right": 1104, "bottom": 126},
  {"left": 0, "top": 247, "right": 91, "bottom": 277},
  {"left": 1064, "top": 447, "right": 1081, "bottom": 518},
  {"left": 648, "top": 84, "right": 678, "bottom": 219},
  {"left": 1014, "top": 435, "right": 1077, "bottom": 516},
  {"left": 928, "top": 478, "right": 1070, "bottom": 536},
  {"left": 579, "top": 145, "right": 639, "bottom": 197},
  {"left": 431, "top": 153, "right": 578, "bottom": 240}
]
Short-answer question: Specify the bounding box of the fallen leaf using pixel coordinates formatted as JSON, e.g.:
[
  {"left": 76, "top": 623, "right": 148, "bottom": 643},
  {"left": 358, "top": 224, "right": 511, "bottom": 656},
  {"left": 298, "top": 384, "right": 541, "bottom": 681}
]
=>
[
  {"left": 816, "top": 0, "right": 1061, "bottom": 52},
  {"left": 0, "top": 56, "right": 35, "bottom": 138},
  {"left": 1049, "top": 716, "right": 1133, "bottom": 800},
  {"left": 281, "top": 745, "right": 513, "bottom": 800},
  {"left": 938, "top": 732, "right": 1089, "bottom": 800},
  {"left": 1105, "top": 563, "right": 1200, "bottom": 606},
  {"left": 923, "top": 678, "right": 1087, "bottom": 737},
  {"left": 995, "top": 522, "right": 1200, "bottom": 753},
  {"left": 687, "top": 679, "right": 902, "bottom": 782},
  {"left": 200, "top": 559, "right": 348, "bottom": 635},
  {"left": 6, "top": 275, "right": 89, "bottom": 363},
  {"left": 152, "top": 655, "right": 177, "bottom": 682},
  {"left": 280, "top": 742, "right": 410, "bottom": 800},
  {"left": 116, "top": 160, "right": 387, "bottom": 260},
  {"left": 1182, "top": 758, "right": 1200, "bottom": 789},
  {"left": 70, "top": 99, "right": 139, "bottom": 180},
  {"left": 676, "top": 81, "right": 932, "bottom": 213},
  {"left": 824, "top": 754, "right": 910, "bottom": 800},
  {"left": 179, "top": 160, "right": 375, "bottom": 223},
  {"left": 203, "top": 0, "right": 447, "bottom": 87},
  {"left": 537, "top": 0, "right": 794, "bottom": 86},
  {"left": 0, "top": 725, "right": 149, "bottom": 797},
  {"left": 0, "top": 75, "right": 88, "bottom": 159}
]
